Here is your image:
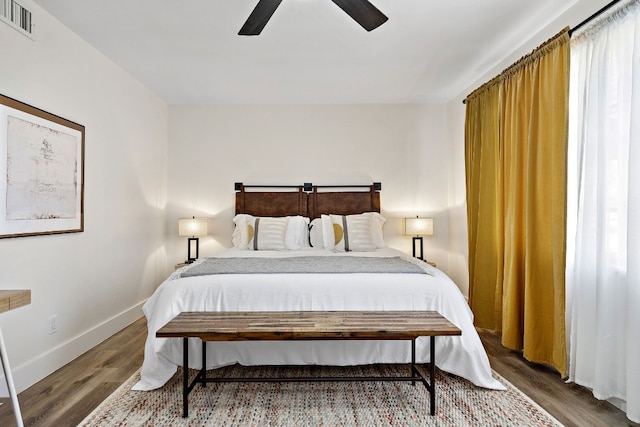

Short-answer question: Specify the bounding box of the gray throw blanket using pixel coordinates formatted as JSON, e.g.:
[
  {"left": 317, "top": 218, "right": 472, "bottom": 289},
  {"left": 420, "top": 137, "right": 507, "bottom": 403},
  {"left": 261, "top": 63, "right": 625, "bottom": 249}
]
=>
[{"left": 181, "top": 256, "right": 427, "bottom": 277}]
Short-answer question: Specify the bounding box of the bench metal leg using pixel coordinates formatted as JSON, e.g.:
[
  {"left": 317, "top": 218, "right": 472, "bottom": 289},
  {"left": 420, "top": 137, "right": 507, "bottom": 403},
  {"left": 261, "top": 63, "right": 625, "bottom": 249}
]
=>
[
  {"left": 183, "top": 338, "right": 189, "bottom": 418},
  {"left": 182, "top": 338, "right": 210, "bottom": 418},
  {"left": 410, "top": 337, "right": 436, "bottom": 415},
  {"left": 430, "top": 336, "right": 435, "bottom": 415},
  {"left": 411, "top": 339, "right": 416, "bottom": 386},
  {"left": 202, "top": 340, "right": 207, "bottom": 388}
]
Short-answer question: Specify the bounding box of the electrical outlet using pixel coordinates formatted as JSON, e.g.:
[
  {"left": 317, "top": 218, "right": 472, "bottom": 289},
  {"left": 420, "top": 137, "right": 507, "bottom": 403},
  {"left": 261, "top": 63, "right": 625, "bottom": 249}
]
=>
[{"left": 49, "top": 315, "right": 57, "bottom": 335}]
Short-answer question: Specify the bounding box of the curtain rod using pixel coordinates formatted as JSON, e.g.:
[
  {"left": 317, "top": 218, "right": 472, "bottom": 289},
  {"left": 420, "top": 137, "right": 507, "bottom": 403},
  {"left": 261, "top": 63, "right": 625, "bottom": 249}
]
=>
[
  {"left": 462, "top": 0, "right": 623, "bottom": 104},
  {"left": 569, "top": 0, "right": 622, "bottom": 36}
]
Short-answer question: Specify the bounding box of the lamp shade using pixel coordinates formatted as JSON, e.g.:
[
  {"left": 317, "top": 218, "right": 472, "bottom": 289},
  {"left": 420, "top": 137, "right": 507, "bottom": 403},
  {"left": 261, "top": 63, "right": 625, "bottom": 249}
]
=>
[
  {"left": 178, "top": 217, "right": 208, "bottom": 237},
  {"left": 404, "top": 217, "right": 433, "bottom": 236}
]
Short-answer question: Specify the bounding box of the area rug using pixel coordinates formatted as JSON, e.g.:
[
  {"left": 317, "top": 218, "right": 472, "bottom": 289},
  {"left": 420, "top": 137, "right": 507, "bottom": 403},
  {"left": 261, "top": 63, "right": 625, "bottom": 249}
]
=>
[{"left": 79, "top": 364, "right": 563, "bottom": 426}]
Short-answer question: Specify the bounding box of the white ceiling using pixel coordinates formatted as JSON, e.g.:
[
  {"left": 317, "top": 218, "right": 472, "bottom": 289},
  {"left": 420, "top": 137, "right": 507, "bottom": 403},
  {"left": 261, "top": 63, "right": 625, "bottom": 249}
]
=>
[{"left": 32, "top": 0, "right": 580, "bottom": 104}]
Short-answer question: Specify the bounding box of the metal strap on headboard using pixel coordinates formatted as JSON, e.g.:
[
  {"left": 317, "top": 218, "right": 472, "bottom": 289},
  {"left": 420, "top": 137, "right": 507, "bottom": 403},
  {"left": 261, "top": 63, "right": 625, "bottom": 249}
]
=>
[
  {"left": 310, "top": 183, "right": 382, "bottom": 191},
  {"left": 234, "top": 182, "right": 381, "bottom": 192},
  {"left": 234, "top": 183, "right": 305, "bottom": 191}
]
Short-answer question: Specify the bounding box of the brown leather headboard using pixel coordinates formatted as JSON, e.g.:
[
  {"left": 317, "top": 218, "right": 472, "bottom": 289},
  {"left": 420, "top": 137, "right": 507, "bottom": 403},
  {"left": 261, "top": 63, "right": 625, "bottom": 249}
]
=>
[
  {"left": 234, "top": 184, "right": 307, "bottom": 216},
  {"left": 307, "top": 185, "right": 380, "bottom": 219},
  {"left": 234, "top": 183, "right": 381, "bottom": 218}
]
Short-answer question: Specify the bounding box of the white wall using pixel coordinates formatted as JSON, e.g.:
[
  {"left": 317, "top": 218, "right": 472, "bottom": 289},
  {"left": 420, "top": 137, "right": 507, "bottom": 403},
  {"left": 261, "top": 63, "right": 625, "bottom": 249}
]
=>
[
  {"left": 167, "top": 104, "right": 454, "bottom": 274},
  {"left": 0, "top": 1, "right": 169, "bottom": 394}
]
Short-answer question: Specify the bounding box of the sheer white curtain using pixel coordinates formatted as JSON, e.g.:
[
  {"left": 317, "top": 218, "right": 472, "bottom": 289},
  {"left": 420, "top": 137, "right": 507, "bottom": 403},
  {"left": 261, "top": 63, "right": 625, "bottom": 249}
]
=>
[{"left": 567, "top": 0, "right": 640, "bottom": 422}]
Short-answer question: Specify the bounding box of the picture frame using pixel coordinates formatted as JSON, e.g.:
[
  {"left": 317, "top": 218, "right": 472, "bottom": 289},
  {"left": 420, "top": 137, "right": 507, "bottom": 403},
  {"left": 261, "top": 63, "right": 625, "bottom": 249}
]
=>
[{"left": 0, "top": 94, "right": 84, "bottom": 238}]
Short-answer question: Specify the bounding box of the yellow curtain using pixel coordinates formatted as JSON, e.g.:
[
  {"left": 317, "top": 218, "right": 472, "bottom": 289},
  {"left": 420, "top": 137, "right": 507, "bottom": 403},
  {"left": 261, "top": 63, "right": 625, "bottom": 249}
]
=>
[
  {"left": 464, "top": 29, "right": 569, "bottom": 377},
  {"left": 464, "top": 81, "right": 504, "bottom": 330}
]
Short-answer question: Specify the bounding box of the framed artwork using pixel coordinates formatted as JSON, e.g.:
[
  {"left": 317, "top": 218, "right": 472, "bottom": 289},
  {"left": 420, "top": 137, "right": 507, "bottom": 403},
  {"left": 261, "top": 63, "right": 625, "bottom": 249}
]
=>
[{"left": 0, "top": 94, "right": 84, "bottom": 238}]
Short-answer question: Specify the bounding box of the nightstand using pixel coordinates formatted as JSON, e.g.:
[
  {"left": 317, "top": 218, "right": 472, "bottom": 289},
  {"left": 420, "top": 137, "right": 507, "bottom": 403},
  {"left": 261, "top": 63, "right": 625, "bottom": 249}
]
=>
[{"left": 175, "top": 262, "right": 189, "bottom": 270}]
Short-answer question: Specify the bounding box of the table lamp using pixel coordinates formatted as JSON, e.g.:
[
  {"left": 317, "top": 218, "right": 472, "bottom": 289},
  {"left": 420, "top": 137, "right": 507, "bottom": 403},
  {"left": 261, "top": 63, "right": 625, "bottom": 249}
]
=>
[
  {"left": 404, "top": 217, "right": 433, "bottom": 260},
  {"left": 178, "top": 217, "right": 208, "bottom": 263}
]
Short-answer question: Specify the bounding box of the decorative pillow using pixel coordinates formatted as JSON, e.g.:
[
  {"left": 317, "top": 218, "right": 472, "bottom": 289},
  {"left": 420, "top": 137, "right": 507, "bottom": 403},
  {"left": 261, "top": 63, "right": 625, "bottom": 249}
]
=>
[
  {"left": 233, "top": 215, "right": 308, "bottom": 250},
  {"left": 309, "top": 218, "right": 324, "bottom": 248},
  {"left": 362, "top": 212, "right": 387, "bottom": 248},
  {"left": 321, "top": 214, "right": 376, "bottom": 252},
  {"left": 247, "top": 216, "right": 288, "bottom": 250}
]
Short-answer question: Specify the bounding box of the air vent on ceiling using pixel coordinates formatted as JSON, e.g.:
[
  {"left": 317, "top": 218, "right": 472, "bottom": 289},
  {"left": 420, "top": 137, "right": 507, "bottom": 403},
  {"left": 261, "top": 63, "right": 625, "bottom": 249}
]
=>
[{"left": 1, "top": 0, "right": 33, "bottom": 39}]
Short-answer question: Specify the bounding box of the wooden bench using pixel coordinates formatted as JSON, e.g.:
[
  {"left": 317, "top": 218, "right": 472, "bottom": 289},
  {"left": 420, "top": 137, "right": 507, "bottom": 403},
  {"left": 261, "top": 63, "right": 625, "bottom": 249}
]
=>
[{"left": 156, "top": 310, "right": 462, "bottom": 418}]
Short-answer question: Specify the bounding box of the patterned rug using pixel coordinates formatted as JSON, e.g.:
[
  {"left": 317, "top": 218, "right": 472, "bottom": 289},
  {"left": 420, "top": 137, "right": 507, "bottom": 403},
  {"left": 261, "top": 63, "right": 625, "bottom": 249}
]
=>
[{"left": 79, "top": 364, "right": 563, "bottom": 426}]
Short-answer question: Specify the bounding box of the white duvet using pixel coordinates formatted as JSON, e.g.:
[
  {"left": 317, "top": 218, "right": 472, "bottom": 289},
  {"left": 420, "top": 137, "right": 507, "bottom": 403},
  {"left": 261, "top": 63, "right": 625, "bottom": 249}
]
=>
[{"left": 133, "top": 248, "right": 505, "bottom": 391}]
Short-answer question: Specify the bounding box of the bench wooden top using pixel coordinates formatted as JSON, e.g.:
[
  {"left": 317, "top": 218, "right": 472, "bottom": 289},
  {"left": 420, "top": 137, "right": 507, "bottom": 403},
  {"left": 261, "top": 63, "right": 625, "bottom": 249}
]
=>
[{"left": 156, "top": 311, "right": 461, "bottom": 341}]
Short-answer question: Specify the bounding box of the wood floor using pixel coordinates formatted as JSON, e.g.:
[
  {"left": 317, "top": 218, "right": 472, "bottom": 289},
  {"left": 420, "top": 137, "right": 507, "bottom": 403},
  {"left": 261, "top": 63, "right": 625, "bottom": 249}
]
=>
[
  {"left": 0, "top": 318, "right": 637, "bottom": 426},
  {"left": 478, "top": 329, "right": 638, "bottom": 427}
]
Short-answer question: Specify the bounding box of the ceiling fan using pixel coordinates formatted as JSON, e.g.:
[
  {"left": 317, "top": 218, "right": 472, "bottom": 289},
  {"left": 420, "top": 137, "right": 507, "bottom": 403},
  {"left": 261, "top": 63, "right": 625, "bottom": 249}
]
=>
[{"left": 238, "top": 0, "right": 388, "bottom": 36}]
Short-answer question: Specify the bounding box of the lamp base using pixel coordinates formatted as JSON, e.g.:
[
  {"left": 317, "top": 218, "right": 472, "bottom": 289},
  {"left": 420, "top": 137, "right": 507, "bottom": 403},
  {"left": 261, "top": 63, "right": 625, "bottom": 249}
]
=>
[
  {"left": 186, "top": 237, "right": 199, "bottom": 264},
  {"left": 412, "top": 236, "right": 424, "bottom": 260}
]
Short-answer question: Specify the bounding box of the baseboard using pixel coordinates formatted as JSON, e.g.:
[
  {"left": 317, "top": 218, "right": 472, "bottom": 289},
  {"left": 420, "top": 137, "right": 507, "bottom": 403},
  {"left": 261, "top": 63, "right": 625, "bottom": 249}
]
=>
[{"left": 0, "top": 300, "right": 146, "bottom": 396}]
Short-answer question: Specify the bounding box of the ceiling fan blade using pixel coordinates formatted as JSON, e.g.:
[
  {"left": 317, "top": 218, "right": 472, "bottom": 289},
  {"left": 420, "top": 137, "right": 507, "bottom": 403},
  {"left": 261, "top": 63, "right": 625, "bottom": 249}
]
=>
[
  {"left": 238, "top": 0, "right": 283, "bottom": 36},
  {"left": 330, "top": 0, "right": 388, "bottom": 31}
]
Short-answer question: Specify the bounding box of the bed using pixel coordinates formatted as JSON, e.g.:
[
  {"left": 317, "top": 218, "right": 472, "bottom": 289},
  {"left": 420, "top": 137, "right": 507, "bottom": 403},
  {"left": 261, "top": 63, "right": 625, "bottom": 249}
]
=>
[{"left": 133, "top": 183, "right": 505, "bottom": 391}]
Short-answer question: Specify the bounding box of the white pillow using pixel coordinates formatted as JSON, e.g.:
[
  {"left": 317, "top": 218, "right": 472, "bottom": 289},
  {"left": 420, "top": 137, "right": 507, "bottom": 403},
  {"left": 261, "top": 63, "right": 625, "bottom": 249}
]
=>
[
  {"left": 321, "top": 214, "right": 376, "bottom": 252},
  {"left": 232, "top": 214, "right": 252, "bottom": 248},
  {"left": 248, "top": 217, "right": 288, "bottom": 250},
  {"left": 285, "top": 216, "right": 311, "bottom": 249},
  {"left": 309, "top": 218, "right": 323, "bottom": 248}
]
